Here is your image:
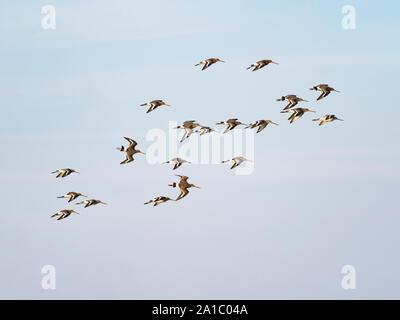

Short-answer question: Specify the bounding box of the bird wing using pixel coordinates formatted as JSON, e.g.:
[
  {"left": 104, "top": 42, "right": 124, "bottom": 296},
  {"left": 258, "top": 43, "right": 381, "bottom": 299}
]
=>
[
  {"left": 120, "top": 154, "right": 134, "bottom": 165},
  {"left": 202, "top": 61, "right": 212, "bottom": 70},
  {"left": 283, "top": 99, "right": 297, "bottom": 110},
  {"left": 146, "top": 106, "right": 156, "bottom": 113},
  {"left": 223, "top": 125, "right": 233, "bottom": 134},
  {"left": 124, "top": 137, "right": 137, "bottom": 147},
  {"left": 257, "top": 122, "right": 268, "bottom": 133},
  {"left": 180, "top": 128, "right": 193, "bottom": 142},
  {"left": 183, "top": 120, "right": 196, "bottom": 126},
  {"left": 176, "top": 188, "right": 189, "bottom": 201},
  {"left": 178, "top": 175, "right": 189, "bottom": 183},
  {"left": 317, "top": 88, "right": 330, "bottom": 101}
]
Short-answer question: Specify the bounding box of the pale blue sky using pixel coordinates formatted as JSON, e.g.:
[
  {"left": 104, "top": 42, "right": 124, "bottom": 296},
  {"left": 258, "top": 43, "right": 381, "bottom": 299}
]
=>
[{"left": 1, "top": 0, "right": 399, "bottom": 299}]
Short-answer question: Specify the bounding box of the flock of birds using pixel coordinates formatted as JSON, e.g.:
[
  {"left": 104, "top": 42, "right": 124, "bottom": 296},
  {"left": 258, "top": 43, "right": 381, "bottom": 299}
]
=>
[{"left": 50, "top": 57, "right": 343, "bottom": 219}]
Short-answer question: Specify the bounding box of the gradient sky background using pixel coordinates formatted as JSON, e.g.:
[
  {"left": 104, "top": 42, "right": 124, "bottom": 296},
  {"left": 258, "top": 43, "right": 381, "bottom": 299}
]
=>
[{"left": 1, "top": 0, "right": 400, "bottom": 299}]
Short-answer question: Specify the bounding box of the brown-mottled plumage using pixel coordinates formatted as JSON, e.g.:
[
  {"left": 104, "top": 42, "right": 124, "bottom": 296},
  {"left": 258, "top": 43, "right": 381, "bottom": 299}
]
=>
[
  {"left": 216, "top": 118, "right": 247, "bottom": 134},
  {"left": 169, "top": 175, "right": 200, "bottom": 201},
  {"left": 246, "top": 59, "right": 278, "bottom": 71},
  {"left": 57, "top": 192, "right": 87, "bottom": 203},
  {"left": 51, "top": 209, "right": 79, "bottom": 221},
  {"left": 140, "top": 100, "right": 170, "bottom": 113},
  {"left": 282, "top": 108, "right": 316, "bottom": 124},
  {"left": 144, "top": 196, "right": 175, "bottom": 206},
  {"left": 312, "top": 114, "right": 344, "bottom": 126},
  {"left": 76, "top": 199, "right": 107, "bottom": 208},
  {"left": 174, "top": 120, "right": 200, "bottom": 142},
  {"left": 195, "top": 58, "right": 225, "bottom": 70},
  {"left": 277, "top": 95, "right": 308, "bottom": 111},
  {"left": 310, "top": 84, "right": 340, "bottom": 101},
  {"left": 51, "top": 168, "right": 79, "bottom": 178},
  {"left": 117, "top": 137, "right": 145, "bottom": 165},
  {"left": 245, "top": 120, "right": 278, "bottom": 133}
]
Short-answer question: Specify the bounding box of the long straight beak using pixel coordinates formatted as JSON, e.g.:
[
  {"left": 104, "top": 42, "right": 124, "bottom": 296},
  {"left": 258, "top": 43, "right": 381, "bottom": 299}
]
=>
[
  {"left": 337, "top": 118, "right": 344, "bottom": 121},
  {"left": 193, "top": 185, "right": 200, "bottom": 189},
  {"left": 272, "top": 61, "right": 279, "bottom": 64}
]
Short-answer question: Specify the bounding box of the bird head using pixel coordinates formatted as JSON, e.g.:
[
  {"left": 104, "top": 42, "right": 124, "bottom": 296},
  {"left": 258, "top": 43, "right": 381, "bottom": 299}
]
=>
[{"left": 310, "top": 86, "right": 318, "bottom": 91}]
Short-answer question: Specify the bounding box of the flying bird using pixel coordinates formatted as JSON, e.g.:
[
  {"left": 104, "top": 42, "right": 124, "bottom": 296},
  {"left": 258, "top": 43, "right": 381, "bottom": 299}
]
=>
[
  {"left": 216, "top": 118, "right": 247, "bottom": 134},
  {"left": 195, "top": 58, "right": 225, "bottom": 70},
  {"left": 282, "top": 108, "right": 316, "bottom": 124},
  {"left": 57, "top": 192, "right": 87, "bottom": 203},
  {"left": 144, "top": 196, "right": 175, "bottom": 206},
  {"left": 222, "top": 157, "right": 252, "bottom": 169},
  {"left": 51, "top": 209, "right": 79, "bottom": 221},
  {"left": 245, "top": 120, "right": 278, "bottom": 133},
  {"left": 140, "top": 100, "right": 170, "bottom": 113},
  {"left": 169, "top": 175, "right": 200, "bottom": 201},
  {"left": 310, "top": 84, "right": 340, "bottom": 101},
  {"left": 196, "top": 125, "right": 217, "bottom": 135},
  {"left": 277, "top": 95, "right": 308, "bottom": 111},
  {"left": 117, "top": 137, "right": 145, "bottom": 165},
  {"left": 246, "top": 59, "right": 278, "bottom": 71},
  {"left": 162, "top": 157, "right": 191, "bottom": 170},
  {"left": 76, "top": 199, "right": 107, "bottom": 208},
  {"left": 174, "top": 120, "right": 200, "bottom": 142},
  {"left": 51, "top": 168, "right": 79, "bottom": 178},
  {"left": 312, "top": 114, "right": 344, "bottom": 126}
]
